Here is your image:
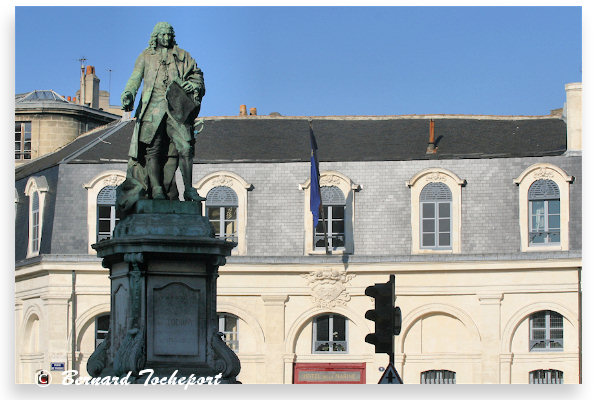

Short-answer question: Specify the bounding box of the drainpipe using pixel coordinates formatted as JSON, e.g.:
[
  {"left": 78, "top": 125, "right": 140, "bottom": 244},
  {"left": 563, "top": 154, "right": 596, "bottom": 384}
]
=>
[{"left": 71, "top": 270, "right": 77, "bottom": 374}]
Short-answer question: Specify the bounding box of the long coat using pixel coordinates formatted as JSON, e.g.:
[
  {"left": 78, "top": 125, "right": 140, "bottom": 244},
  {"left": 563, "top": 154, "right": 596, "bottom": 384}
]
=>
[{"left": 122, "top": 45, "right": 205, "bottom": 159}]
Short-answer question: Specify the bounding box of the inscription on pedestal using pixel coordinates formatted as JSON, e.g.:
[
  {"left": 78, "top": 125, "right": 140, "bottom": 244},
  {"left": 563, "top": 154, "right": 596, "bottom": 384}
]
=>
[{"left": 153, "top": 282, "right": 200, "bottom": 356}]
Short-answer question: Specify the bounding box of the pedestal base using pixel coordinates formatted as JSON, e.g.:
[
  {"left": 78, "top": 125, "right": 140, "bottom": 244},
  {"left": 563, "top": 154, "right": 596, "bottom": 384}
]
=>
[{"left": 88, "top": 200, "right": 240, "bottom": 383}]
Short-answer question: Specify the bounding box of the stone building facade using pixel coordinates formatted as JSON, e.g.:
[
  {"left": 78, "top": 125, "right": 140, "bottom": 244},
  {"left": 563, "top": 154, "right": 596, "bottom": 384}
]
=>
[
  {"left": 15, "top": 65, "right": 122, "bottom": 165},
  {"left": 14, "top": 83, "right": 582, "bottom": 384}
]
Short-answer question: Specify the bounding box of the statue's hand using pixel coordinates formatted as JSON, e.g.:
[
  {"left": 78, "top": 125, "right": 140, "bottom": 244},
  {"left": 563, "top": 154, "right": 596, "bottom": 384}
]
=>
[
  {"left": 121, "top": 92, "right": 134, "bottom": 111},
  {"left": 182, "top": 81, "right": 195, "bottom": 93}
]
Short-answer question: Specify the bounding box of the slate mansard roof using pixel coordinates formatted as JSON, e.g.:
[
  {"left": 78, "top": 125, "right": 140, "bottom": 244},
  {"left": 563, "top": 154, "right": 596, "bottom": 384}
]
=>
[{"left": 15, "top": 115, "right": 567, "bottom": 181}]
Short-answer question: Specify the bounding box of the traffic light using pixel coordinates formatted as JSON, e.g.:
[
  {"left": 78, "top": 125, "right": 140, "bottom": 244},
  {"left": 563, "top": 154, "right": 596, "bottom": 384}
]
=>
[{"left": 365, "top": 275, "right": 402, "bottom": 361}]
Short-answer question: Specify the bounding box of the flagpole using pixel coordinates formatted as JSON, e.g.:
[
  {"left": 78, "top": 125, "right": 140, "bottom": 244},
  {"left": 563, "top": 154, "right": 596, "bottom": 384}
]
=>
[{"left": 309, "top": 119, "right": 330, "bottom": 255}]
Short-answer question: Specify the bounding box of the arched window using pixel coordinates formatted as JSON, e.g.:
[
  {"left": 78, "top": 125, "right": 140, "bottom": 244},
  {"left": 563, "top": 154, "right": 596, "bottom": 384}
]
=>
[
  {"left": 315, "top": 186, "right": 346, "bottom": 250},
  {"left": 312, "top": 313, "right": 348, "bottom": 353},
  {"left": 529, "top": 369, "right": 563, "bottom": 384},
  {"left": 528, "top": 180, "right": 560, "bottom": 245},
  {"left": 206, "top": 186, "right": 238, "bottom": 242},
  {"left": 95, "top": 314, "right": 110, "bottom": 348},
  {"left": 529, "top": 310, "right": 563, "bottom": 351},
  {"left": 420, "top": 182, "right": 452, "bottom": 249},
  {"left": 97, "top": 186, "right": 119, "bottom": 242},
  {"left": 217, "top": 313, "right": 239, "bottom": 353},
  {"left": 421, "top": 370, "right": 456, "bottom": 384},
  {"left": 513, "top": 164, "right": 573, "bottom": 251},
  {"left": 25, "top": 176, "right": 48, "bottom": 258},
  {"left": 31, "top": 192, "right": 40, "bottom": 253}
]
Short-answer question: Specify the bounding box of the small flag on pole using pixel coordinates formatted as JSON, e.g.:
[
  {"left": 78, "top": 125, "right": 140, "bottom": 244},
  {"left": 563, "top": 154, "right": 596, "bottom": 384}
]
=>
[{"left": 309, "top": 120, "right": 322, "bottom": 228}]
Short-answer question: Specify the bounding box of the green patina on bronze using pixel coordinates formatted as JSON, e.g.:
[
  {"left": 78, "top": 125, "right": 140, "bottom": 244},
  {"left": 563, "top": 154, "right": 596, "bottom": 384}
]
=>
[{"left": 117, "top": 22, "right": 206, "bottom": 213}]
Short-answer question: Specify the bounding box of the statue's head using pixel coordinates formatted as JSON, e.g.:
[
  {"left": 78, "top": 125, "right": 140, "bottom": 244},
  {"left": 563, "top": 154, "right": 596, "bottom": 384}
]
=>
[{"left": 148, "top": 22, "right": 177, "bottom": 50}]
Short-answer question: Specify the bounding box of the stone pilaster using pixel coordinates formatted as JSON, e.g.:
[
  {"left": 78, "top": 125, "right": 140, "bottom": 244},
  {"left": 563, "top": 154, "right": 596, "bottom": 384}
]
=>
[
  {"left": 477, "top": 293, "right": 504, "bottom": 383},
  {"left": 261, "top": 295, "right": 289, "bottom": 383}
]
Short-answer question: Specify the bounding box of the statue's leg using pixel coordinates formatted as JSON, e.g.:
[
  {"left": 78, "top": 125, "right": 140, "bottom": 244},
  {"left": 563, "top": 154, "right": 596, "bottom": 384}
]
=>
[
  {"left": 145, "top": 121, "right": 167, "bottom": 200},
  {"left": 163, "top": 142, "right": 179, "bottom": 200},
  {"left": 167, "top": 119, "right": 205, "bottom": 202}
]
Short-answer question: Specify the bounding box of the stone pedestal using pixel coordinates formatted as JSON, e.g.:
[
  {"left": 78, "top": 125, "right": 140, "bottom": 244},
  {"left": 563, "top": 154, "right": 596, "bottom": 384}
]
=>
[{"left": 87, "top": 200, "right": 240, "bottom": 383}]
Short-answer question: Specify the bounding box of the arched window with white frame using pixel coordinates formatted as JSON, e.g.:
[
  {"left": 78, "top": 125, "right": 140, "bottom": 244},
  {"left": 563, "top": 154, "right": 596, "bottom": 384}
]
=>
[
  {"left": 301, "top": 171, "right": 359, "bottom": 255},
  {"left": 97, "top": 186, "right": 120, "bottom": 242},
  {"left": 312, "top": 313, "right": 348, "bottom": 353},
  {"left": 528, "top": 180, "right": 560, "bottom": 245},
  {"left": 195, "top": 171, "right": 252, "bottom": 255},
  {"left": 513, "top": 164, "right": 573, "bottom": 252},
  {"left": 25, "top": 176, "right": 48, "bottom": 258},
  {"left": 206, "top": 186, "right": 238, "bottom": 242},
  {"left": 314, "top": 186, "right": 346, "bottom": 250},
  {"left": 407, "top": 168, "right": 465, "bottom": 254},
  {"left": 83, "top": 171, "right": 126, "bottom": 253},
  {"left": 529, "top": 369, "right": 563, "bottom": 384},
  {"left": 529, "top": 310, "right": 563, "bottom": 351},
  {"left": 420, "top": 182, "right": 452, "bottom": 249}
]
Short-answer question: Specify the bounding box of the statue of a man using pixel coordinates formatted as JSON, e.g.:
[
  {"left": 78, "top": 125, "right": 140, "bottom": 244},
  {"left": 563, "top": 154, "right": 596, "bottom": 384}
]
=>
[{"left": 117, "top": 22, "right": 205, "bottom": 213}]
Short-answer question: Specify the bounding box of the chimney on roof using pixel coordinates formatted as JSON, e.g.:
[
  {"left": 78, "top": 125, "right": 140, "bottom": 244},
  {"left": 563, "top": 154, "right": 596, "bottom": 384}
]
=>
[
  {"left": 239, "top": 105, "right": 247, "bottom": 116},
  {"left": 249, "top": 107, "right": 257, "bottom": 116},
  {"left": 426, "top": 119, "right": 437, "bottom": 154},
  {"left": 84, "top": 65, "right": 100, "bottom": 109},
  {"left": 564, "top": 82, "right": 582, "bottom": 152}
]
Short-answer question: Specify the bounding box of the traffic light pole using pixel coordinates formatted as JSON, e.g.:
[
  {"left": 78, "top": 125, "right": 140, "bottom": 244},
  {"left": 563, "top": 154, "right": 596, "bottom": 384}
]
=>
[{"left": 389, "top": 274, "right": 395, "bottom": 366}]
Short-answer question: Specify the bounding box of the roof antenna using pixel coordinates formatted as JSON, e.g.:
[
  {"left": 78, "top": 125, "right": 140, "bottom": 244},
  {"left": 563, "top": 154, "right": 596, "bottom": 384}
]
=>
[
  {"left": 107, "top": 67, "right": 113, "bottom": 104},
  {"left": 78, "top": 57, "right": 87, "bottom": 105}
]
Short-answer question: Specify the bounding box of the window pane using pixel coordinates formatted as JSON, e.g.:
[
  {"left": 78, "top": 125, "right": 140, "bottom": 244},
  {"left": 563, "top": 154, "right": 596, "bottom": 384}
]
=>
[
  {"left": 438, "top": 233, "right": 450, "bottom": 247},
  {"left": 24, "top": 142, "right": 31, "bottom": 151},
  {"left": 331, "top": 206, "right": 345, "bottom": 219},
  {"left": 550, "top": 329, "right": 563, "bottom": 340},
  {"left": 548, "top": 232, "right": 560, "bottom": 242},
  {"left": 422, "top": 219, "right": 435, "bottom": 233},
  {"left": 98, "top": 206, "right": 112, "bottom": 219},
  {"left": 332, "top": 221, "right": 344, "bottom": 233},
  {"left": 210, "top": 221, "right": 220, "bottom": 234},
  {"left": 332, "top": 315, "right": 345, "bottom": 341},
  {"left": 422, "top": 203, "right": 435, "bottom": 218},
  {"left": 97, "top": 315, "right": 110, "bottom": 331},
  {"left": 315, "top": 220, "right": 325, "bottom": 234},
  {"left": 548, "top": 200, "right": 560, "bottom": 214},
  {"left": 422, "top": 233, "right": 435, "bottom": 247},
  {"left": 438, "top": 218, "right": 450, "bottom": 233},
  {"left": 550, "top": 313, "right": 563, "bottom": 328},
  {"left": 332, "top": 236, "right": 345, "bottom": 247},
  {"left": 224, "top": 315, "right": 237, "bottom": 332},
  {"left": 315, "top": 316, "right": 329, "bottom": 341},
  {"left": 15, "top": 142, "right": 21, "bottom": 151},
  {"left": 207, "top": 207, "right": 220, "bottom": 219},
  {"left": 98, "top": 220, "right": 111, "bottom": 233},
  {"left": 548, "top": 215, "right": 560, "bottom": 229},
  {"left": 225, "top": 207, "right": 237, "bottom": 220},
  {"left": 315, "top": 236, "right": 326, "bottom": 248},
  {"left": 24, "top": 153, "right": 31, "bottom": 159},
  {"left": 438, "top": 202, "right": 450, "bottom": 218},
  {"left": 224, "top": 221, "right": 236, "bottom": 236},
  {"left": 532, "top": 330, "right": 546, "bottom": 340}
]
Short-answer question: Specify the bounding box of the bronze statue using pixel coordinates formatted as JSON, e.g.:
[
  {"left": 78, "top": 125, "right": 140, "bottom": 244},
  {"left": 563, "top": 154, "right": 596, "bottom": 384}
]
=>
[{"left": 117, "top": 22, "right": 205, "bottom": 213}]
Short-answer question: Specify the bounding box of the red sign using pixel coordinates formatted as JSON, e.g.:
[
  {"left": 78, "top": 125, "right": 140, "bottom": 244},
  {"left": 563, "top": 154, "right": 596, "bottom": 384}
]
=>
[{"left": 294, "top": 363, "right": 366, "bottom": 384}]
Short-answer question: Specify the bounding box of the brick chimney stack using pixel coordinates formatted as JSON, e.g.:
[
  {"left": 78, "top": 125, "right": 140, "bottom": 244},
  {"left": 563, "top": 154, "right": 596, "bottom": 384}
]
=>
[
  {"left": 249, "top": 107, "right": 257, "bottom": 116},
  {"left": 239, "top": 105, "right": 247, "bottom": 116}
]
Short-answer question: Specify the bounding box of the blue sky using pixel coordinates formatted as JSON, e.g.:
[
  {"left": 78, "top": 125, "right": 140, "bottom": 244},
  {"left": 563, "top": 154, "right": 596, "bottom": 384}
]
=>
[{"left": 15, "top": 6, "right": 581, "bottom": 117}]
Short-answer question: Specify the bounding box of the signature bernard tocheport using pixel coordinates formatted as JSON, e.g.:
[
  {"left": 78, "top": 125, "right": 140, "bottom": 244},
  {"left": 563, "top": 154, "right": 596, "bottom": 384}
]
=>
[{"left": 35, "top": 369, "right": 223, "bottom": 388}]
